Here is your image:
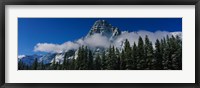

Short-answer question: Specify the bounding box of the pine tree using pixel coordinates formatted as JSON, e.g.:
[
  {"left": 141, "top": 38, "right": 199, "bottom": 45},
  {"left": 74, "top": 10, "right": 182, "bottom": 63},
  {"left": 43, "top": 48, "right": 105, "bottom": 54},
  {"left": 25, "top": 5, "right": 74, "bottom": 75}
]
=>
[
  {"left": 137, "top": 36, "right": 145, "bottom": 70},
  {"left": 115, "top": 48, "right": 121, "bottom": 70},
  {"left": 88, "top": 49, "right": 93, "bottom": 70},
  {"left": 171, "top": 35, "right": 182, "bottom": 70},
  {"left": 124, "top": 39, "right": 133, "bottom": 69},
  {"left": 18, "top": 59, "right": 24, "bottom": 70},
  {"left": 41, "top": 60, "right": 45, "bottom": 70},
  {"left": 69, "top": 57, "right": 76, "bottom": 70},
  {"left": 83, "top": 46, "right": 88, "bottom": 70},
  {"left": 56, "top": 62, "right": 60, "bottom": 70},
  {"left": 161, "top": 38, "right": 168, "bottom": 70},
  {"left": 62, "top": 58, "right": 67, "bottom": 70},
  {"left": 101, "top": 51, "right": 107, "bottom": 70},
  {"left": 132, "top": 42, "right": 137, "bottom": 69},
  {"left": 144, "top": 35, "right": 154, "bottom": 69},
  {"left": 166, "top": 35, "right": 173, "bottom": 69},
  {"left": 112, "top": 46, "right": 117, "bottom": 69},
  {"left": 76, "top": 47, "right": 84, "bottom": 70},
  {"left": 107, "top": 46, "right": 117, "bottom": 70},
  {"left": 175, "top": 35, "right": 182, "bottom": 70},
  {"left": 154, "top": 39, "right": 163, "bottom": 69},
  {"left": 32, "top": 58, "right": 38, "bottom": 70},
  {"left": 94, "top": 53, "right": 101, "bottom": 70},
  {"left": 120, "top": 50, "right": 126, "bottom": 70}
]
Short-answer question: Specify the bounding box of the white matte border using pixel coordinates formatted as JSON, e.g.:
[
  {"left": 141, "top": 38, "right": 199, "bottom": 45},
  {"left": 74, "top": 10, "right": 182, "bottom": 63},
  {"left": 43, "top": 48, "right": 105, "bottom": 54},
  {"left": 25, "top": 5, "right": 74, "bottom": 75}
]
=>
[{"left": 5, "top": 5, "right": 195, "bottom": 83}]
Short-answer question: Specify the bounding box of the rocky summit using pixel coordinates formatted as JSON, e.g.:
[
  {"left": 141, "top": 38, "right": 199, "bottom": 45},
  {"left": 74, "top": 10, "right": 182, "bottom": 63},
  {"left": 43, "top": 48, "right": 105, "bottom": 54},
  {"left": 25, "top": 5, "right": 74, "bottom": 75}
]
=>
[{"left": 86, "top": 20, "right": 121, "bottom": 41}]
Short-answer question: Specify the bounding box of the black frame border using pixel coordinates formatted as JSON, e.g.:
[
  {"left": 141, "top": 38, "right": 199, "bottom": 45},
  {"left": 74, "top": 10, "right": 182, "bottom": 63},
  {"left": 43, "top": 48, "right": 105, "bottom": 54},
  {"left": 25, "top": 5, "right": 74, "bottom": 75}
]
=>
[{"left": 0, "top": 0, "right": 200, "bottom": 88}]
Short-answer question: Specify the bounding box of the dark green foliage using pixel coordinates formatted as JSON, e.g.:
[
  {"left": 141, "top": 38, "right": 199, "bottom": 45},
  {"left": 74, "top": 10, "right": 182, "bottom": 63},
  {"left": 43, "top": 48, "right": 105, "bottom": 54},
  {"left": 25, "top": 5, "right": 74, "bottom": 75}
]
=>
[
  {"left": 124, "top": 39, "right": 133, "bottom": 69},
  {"left": 94, "top": 54, "right": 101, "bottom": 70},
  {"left": 106, "top": 46, "right": 118, "bottom": 70},
  {"left": 132, "top": 43, "right": 137, "bottom": 69},
  {"left": 137, "top": 36, "right": 145, "bottom": 70},
  {"left": 32, "top": 58, "right": 38, "bottom": 70},
  {"left": 101, "top": 51, "right": 107, "bottom": 70},
  {"left": 115, "top": 48, "right": 121, "bottom": 70},
  {"left": 18, "top": 59, "right": 30, "bottom": 70},
  {"left": 154, "top": 39, "right": 163, "bottom": 69},
  {"left": 144, "top": 36, "right": 154, "bottom": 70},
  {"left": 18, "top": 35, "right": 182, "bottom": 70},
  {"left": 62, "top": 58, "right": 67, "bottom": 70},
  {"left": 120, "top": 50, "right": 126, "bottom": 70},
  {"left": 88, "top": 49, "right": 94, "bottom": 70}
]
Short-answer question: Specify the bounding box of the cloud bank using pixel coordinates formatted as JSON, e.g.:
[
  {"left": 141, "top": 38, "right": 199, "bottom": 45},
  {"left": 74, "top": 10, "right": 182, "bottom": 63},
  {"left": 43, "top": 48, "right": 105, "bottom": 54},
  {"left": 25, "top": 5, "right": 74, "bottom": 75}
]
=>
[
  {"left": 34, "top": 34, "right": 111, "bottom": 53},
  {"left": 34, "top": 31, "right": 181, "bottom": 53}
]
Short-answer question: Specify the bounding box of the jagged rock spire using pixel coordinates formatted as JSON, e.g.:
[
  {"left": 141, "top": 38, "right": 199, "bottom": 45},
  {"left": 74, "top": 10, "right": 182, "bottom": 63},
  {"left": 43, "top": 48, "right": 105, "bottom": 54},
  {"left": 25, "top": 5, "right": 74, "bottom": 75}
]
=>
[{"left": 86, "top": 20, "right": 121, "bottom": 40}]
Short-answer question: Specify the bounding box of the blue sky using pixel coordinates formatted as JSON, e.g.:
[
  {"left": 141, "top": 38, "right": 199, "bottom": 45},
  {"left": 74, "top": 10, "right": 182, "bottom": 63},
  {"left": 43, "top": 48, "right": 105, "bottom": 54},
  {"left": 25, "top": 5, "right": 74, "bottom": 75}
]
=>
[{"left": 18, "top": 18, "right": 182, "bottom": 55}]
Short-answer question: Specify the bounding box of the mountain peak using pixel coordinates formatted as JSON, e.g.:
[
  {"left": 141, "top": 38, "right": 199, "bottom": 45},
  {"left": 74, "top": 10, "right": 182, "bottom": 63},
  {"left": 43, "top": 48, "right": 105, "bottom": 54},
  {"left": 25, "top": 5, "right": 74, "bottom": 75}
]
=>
[{"left": 86, "top": 20, "right": 121, "bottom": 40}]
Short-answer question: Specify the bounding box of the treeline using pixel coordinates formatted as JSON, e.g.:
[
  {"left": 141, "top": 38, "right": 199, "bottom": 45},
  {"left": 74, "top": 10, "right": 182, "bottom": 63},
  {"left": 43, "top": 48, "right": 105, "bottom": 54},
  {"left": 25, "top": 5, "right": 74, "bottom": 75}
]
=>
[{"left": 18, "top": 35, "right": 182, "bottom": 70}]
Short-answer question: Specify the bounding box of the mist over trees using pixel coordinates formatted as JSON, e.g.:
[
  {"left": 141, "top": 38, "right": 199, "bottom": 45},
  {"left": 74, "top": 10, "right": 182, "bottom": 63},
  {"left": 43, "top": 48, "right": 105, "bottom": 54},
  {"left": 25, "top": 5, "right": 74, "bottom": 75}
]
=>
[{"left": 18, "top": 35, "right": 182, "bottom": 70}]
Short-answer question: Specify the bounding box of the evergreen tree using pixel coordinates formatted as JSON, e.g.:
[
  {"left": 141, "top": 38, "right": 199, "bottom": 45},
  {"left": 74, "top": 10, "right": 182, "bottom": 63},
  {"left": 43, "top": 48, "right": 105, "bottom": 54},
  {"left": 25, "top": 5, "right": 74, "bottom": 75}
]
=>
[
  {"left": 112, "top": 46, "right": 117, "bottom": 69},
  {"left": 56, "top": 62, "right": 60, "bottom": 70},
  {"left": 144, "top": 35, "right": 154, "bottom": 69},
  {"left": 94, "top": 53, "right": 101, "bottom": 70},
  {"left": 161, "top": 38, "right": 168, "bottom": 70},
  {"left": 115, "top": 48, "right": 121, "bottom": 70},
  {"left": 88, "top": 49, "right": 93, "bottom": 70},
  {"left": 132, "top": 42, "right": 137, "bottom": 69},
  {"left": 18, "top": 59, "right": 24, "bottom": 70},
  {"left": 107, "top": 46, "right": 117, "bottom": 69},
  {"left": 175, "top": 35, "right": 182, "bottom": 70},
  {"left": 101, "top": 51, "right": 107, "bottom": 70},
  {"left": 83, "top": 46, "right": 88, "bottom": 70},
  {"left": 154, "top": 39, "right": 163, "bottom": 69},
  {"left": 32, "top": 58, "right": 38, "bottom": 70},
  {"left": 124, "top": 39, "right": 133, "bottom": 69},
  {"left": 166, "top": 35, "right": 173, "bottom": 69},
  {"left": 69, "top": 57, "right": 76, "bottom": 70},
  {"left": 171, "top": 35, "right": 182, "bottom": 70},
  {"left": 137, "top": 36, "right": 145, "bottom": 69},
  {"left": 120, "top": 50, "right": 126, "bottom": 70},
  {"left": 76, "top": 47, "right": 84, "bottom": 70},
  {"left": 41, "top": 60, "right": 45, "bottom": 70},
  {"left": 62, "top": 58, "right": 67, "bottom": 70}
]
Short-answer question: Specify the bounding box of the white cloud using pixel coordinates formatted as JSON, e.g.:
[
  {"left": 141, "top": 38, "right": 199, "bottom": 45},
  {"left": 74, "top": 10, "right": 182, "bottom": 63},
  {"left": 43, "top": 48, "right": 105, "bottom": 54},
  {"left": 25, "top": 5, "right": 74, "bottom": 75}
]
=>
[
  {"left": 34, "top": 41, "right": 80, "bottom": 53},
  {"left": 34, "top": 31, "right": 181, "bottom": 53},
  {"left": 34, "top": 34, "right": 111, "bottom": 53},
  {"left": 83, "top": 34, "right": 110, "bottom": 48}
]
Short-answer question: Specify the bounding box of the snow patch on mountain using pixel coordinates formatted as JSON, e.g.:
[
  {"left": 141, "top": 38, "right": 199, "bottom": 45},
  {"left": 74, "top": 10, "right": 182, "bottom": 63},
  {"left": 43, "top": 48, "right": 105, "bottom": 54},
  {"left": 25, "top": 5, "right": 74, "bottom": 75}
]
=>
[
  {"left": 170, "top": 32, "right": 182, "bottom": 38},
  {"left": 51, "top": 53, "right": 65, "bottom": 64},
  {"left": 18, "top": 55, "right": 26, "bottom": 59}
]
